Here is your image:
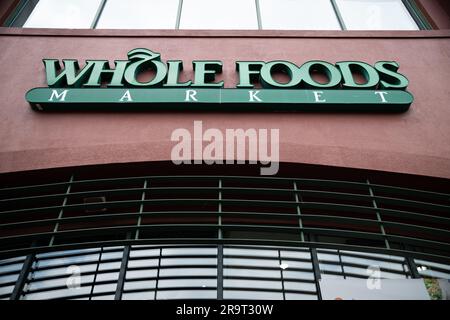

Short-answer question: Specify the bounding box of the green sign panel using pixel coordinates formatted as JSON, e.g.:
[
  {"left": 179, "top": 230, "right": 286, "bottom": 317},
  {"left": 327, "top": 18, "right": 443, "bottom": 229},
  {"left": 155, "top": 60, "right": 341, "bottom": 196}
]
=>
[
  {"left": 26, "top": 88, "right": 412, "bottom": 112},
  {"left": 26, "top": 48, "right": 413, "bottom": 112}
]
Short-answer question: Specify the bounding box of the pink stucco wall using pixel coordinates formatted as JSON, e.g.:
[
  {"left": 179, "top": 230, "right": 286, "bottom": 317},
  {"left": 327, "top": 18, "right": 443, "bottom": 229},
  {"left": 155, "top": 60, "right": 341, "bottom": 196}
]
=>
[{"left": 0, "top": 28, "right": 449, "bottom": 178}]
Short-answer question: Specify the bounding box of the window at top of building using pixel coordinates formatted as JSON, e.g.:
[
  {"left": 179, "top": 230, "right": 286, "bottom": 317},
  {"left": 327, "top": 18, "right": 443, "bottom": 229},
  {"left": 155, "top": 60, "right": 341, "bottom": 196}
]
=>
[
  {"left": 335, "top": 0, "right": 419, "bottom": 30},
  {"left": 179, "top": 0, "right": 258, "bottom": 30},
  {"left": 10, "top": 0, "right": 423, "bottom": 31},
  {"left": 259, "top": 0, "right": 341, "bottom": 30},
  {"left": 23, "top": 0, "right": 102, "bottom": 29},
  {"left": 96, "top": 0, "right": 179, "bottom": 29}
]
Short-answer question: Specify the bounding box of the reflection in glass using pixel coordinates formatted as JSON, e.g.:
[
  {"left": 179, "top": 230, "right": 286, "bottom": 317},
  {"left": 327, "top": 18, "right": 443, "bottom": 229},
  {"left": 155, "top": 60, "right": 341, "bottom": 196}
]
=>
[
  {"left": 280, "top": 259, "right": 312, "bottom": 270},
  {"left": 343, "top": 266, "right": 407, "bottom": 279},
  {"left": 282, "top": 270, "right": 315, "bottom": 281},
  {"left": 158, "top": 278, "right": 216, "bottom": 289},
  {"left": 127, "top": 259, "right": 159, "bottom": 268},
  {"left": 341, "top": 255, "right": 407, "bottom": 271},
  {"left": 159, "top": 268, "right": 217, "bottom": 277},
  {"left": 260, "top": 0, "right": 341, "bottom": 30},
  {"left": 283, "top": 281, "right": 317, "bottom": 292},
  {"left": 124, "top": 280, "right": 156, "bottom": 291},
  {"left": 224, "top": 290, "right": 283, "bottom": 300},
  {"left": 224, "top": 247, "right": 278, "bottom": 258},
  {"left": 0, "top": 273, "right": 19, "bottom": 284},
  {"left": 224, "top": 268, "right": 281, "bottom": 279},
  {"left": 37, "top": 248, "right": 99, "bottom": 259},
  {"left": 0, "top": 262, "right": 24, "bottom": 274},
  {"left": 163, "top": 247, "right": 217, "bottom": 256},
  {"left": 280, "top": 249, "right": 311, "bottom": 260},
  {"left": 96, "top": 0, "right": 179, "bottom": 29},
  {"left": 285, "top": 293, "right": 318, "bottom": 300},
  {"left": 23, "top": 0, "right": 102, "bottom": 29},
  {"left": 93, "top": 283, "right": 117, "bottom": 294},
  {"left": 26, "top": 275, "right": 95, "bottom": 291},
  {"left": 179, "top": 0, "right": 258, "bottom": 30},
  {"left": 225, "top": 258, "right": 280, "bottom": 268},
  {"left": 0, "top": 285, "right": 15, "bottom": 296},
  {"left": 100, "top": 251, "right": 124, "bottom": 260},
  {"left": 122, "top": 291, "right": 155, "bottom": 300},
  {"left": 318, "top": 249, "right": 410, "bottom": 279},
  {"left": 91, "top": 294, "right": 115, "bottom": 300},
  {"left": 161, "top": 257, "right": 217, "bottom": 267},
  {"left": 35, "top": 253, "right": 100, "bottom": 268},
  {"left": 98, "top": 261, "right": 122, "bottom": 271},
  {"left": 22, "top": 286, "right": 92, "bottom": 300},
  {"left": 125, "top": 269, "right": 158, "bottom": 279},
  {"left": 96, "top": 271, "right": 120, "bottom": 282},
  {"left": 225, "top": 279, "right": 282, "bottom": 290},
  {"left": 130, "top": 247, "right": 160, "bottom": 258},
  {"left": 335, "top": 0, "right": 419, "bottom": 30},
  {"left": 415, "top": 259, "right": 450, "bottom": 279},
  {"left": 1, "top": 244, "right": 446, "bottom": 300},
  {"left": 31, "top": 264, "right": 97, "bottom": 279},
  {"left": 157, "top": 289, "right": 217, "bottom": 299}
]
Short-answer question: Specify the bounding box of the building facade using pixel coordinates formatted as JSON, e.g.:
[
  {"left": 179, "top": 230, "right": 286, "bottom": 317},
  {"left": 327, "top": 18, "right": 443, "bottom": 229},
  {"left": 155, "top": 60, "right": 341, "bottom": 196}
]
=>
[{"left": 0, "top": 0, "right": 449, "bottom": 300}]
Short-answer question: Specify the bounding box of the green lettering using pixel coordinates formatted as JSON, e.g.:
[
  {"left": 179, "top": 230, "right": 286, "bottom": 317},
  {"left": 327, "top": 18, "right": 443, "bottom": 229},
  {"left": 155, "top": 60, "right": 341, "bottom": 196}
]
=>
[
  {"left": 336, "top": 61, "right": 380, "bottom": 89},
  {"left": 164, "top": 60, "right": 192, "bottom": 87},
  {"left": 236, "top": 61, "right": 265, "bottom": 88},
  {"left": 299, "top": 61, "right": 342, "bottom": 88},
  {"left": 192, "top": 61, "right": 224, "bottom": 87},
  {"left": 374, "top": 61, "right": 409, "bottom": 89},
  {"left": 83, "top": 60, "right": 128, "bottom": 87},
  {"left": 43, "top": 59, "right": 95, "bottom": 88},
  {"left": 260, "top": 60, "right": 301, "bottom": 88}
]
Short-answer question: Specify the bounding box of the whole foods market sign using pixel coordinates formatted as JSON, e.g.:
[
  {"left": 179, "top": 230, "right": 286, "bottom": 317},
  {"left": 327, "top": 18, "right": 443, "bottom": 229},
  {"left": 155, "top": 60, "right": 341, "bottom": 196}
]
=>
[{"left": 26, "top": 48, "right": 413, "bottom": 112}]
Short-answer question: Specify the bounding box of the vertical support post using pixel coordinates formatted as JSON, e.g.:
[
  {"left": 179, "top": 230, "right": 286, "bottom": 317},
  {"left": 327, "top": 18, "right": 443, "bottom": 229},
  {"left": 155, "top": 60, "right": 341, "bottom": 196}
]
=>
[
  {"left": 135, "top": 179, "right": 147, "bottom": 240},
  {"left": 175, "top": 0, "right": 183, "bottom": 29},
  {"left": 367, "top": 179, "right": 390, "bottom": 250},
  {"left": 114, "top": 245, "right": 131, "bottom": 300},
  {"left": 90, "top": 0, "right": 108, "bottom": 29},
  {"left": 403, "top": 243, "right": 421, "bottom": 279},
  {"left": 217, "top": 244, "right": 223, "bottom": 300},
  {"left": 49, "top": 174, "right": 74, "bottom": 247},
  {"left": 89, "top": 247, "right": 104, "bottom": 300},
  {"left": 154, "top": 247, "right": 162, "bottom": 300},
  {"left": 310, "top": 247, "right": 322, "bottom": 300},
  {"left": 10, "top": 253, "right": 35, "bottom": 300},
  {"left": 330, "top": 0, "right": 347, "bottom": 30},
  {"left": 336, "top": 249, "right": 346, "bottom": 279},
  {"left": 293, "top": 181, "right": 305, "bottom": 242},
  {"left": 255, "top": 0, "right": 262, "bottom": 30},
  {"left": 217, "top": 179, "right": 223, "bottom": 300},
  {"left": 277, "top": 250, "right": 286, "bottom": 300},
  {"left": 405, "top": 255, "right": 421, "bottom": 279},
  {"left": 218, "top": 179, "right": 223, "bottom": 240}
]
